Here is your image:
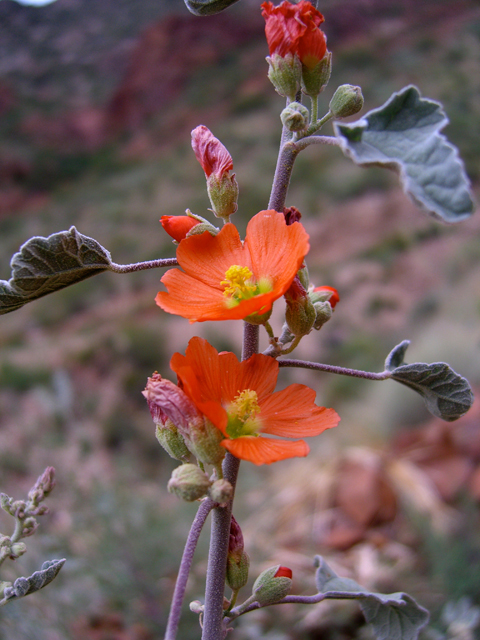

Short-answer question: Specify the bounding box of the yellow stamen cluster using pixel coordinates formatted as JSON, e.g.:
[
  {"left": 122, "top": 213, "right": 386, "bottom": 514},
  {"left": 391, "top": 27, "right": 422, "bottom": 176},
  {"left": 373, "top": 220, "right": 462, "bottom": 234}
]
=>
[
  {"left": 220, "top": 264, "right": 257, "bottom": 300},
  {"left": 227, "top": 389, "right": 261, "bottom": 438},
  {"left": 221, "top": 265, "right": 257, "bottom": 300}
]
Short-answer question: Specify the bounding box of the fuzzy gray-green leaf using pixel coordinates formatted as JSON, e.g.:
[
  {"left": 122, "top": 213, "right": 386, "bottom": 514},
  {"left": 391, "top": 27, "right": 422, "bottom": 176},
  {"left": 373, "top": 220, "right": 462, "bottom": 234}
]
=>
[
  {"left": 2, "top": 558, "right": 65, "bottom": 603},
  {"left": 0, "top": 227, "right": 112, "bottom": 315},
  {"left": 385, "top": 340, "right": 411, "bottom": 371},
  {"left": 334, "top": 85, "right": 474, "bottom": 223},
  {"left": 390, "top": 362, "right": 473, "bottom": 421},
  {"left": 314, "top": 556, "right": 429, "bottom": 640}
]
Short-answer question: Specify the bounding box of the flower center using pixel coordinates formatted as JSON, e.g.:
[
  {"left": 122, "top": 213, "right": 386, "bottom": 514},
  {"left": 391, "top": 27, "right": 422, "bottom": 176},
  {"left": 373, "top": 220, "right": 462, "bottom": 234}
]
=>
[
  {"left": 221, "top": 265, "right": 273, "bottom": 308},
  {"left": 226, "top": 389, "right": 262, "bottom": 439}
]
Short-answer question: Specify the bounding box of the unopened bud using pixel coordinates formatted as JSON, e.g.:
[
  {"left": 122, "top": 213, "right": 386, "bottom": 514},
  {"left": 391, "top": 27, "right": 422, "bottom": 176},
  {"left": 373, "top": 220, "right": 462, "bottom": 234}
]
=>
[
  {"left": 167, "top": 464, "right": 211, "bottom": 502},
  {"left": 285, "top": 276, "right": 316, "bottom": 337},
  {"left": 155, "top": 420, "right": 191, "bottom": 463},
  {"left": 252, "top": 565, "right": 293, "bottom": 606},
  {"left": 226, "top": 515, "right": 249, "bottom": 591},
  {"left": 329, "top": 84, "right": 364, "bottom": 119},
  {"left": 312, "top": 301, "right": 332, "bottom": 330},
  {"left": 10, "top": 542, "right": 27, "bottom": 559},
  {"left": 189, "top": 600, "right": 204, "bottom": 614},
  {"left": 208, "top": 479, "right": 233, "bottom": 505},
  {"left": 280, "top": 102, "right": 309, "bottom": 133},
  {"left": 302, "top": 50, "right": 332, "bottom": 98},
  {"left": 266, "top": 53, "right": 302, "bottom": 101},
  {"left": 283, "top": 206, "right": 302, "bottom": 226},
  {"left": 309, "top": 285, "right": 339, "bottom": 308},
  {"left": 161, "top": 215, "right": 200, "bottom": 242}
]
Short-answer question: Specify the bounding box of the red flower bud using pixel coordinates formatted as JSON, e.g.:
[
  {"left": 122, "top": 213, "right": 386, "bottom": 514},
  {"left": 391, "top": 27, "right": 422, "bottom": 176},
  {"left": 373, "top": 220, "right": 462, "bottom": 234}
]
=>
[
  {"left": 313, "top": 285, "right": 339, "bottom": 309},
  {"left": 261, "top": 1, "right": 327, "bottom": 69},
  {"left": 228, "top": 515, "right": 245, "bottom": 562},
  {"left": 161, "top": 215, "right": 200, "bottom": 242},
  {"left": 191, "top": 125, "right": 233, "bottom": 178},
  {"left": 274, "top": 566, "right": 292, "bottom": 579},
  {"left": 283, "top": 206, "right": 302, "bottom": 226}
]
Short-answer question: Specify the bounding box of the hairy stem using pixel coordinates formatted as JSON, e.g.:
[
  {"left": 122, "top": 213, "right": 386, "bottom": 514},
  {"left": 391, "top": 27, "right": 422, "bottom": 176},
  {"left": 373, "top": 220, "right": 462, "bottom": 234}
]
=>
[
  {"left": 164, "top": 499, "right": 215, "bottom": 640},
  {"left": 201, "top": 321, "right": 258, "bottom": 639},
  {"left": 110, "top": 257, "right": 178, "bottom": 273},
  {"left": 278, "top": 359, "right": 392, "bottom": 380}
]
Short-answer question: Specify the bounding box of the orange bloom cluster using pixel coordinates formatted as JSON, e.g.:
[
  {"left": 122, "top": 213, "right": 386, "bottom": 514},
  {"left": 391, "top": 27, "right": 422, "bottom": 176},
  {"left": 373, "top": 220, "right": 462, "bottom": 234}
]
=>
[
  {"left": 170, "top": 337, "right": 340, "bottom": 465},
  {"left": 156, "top": 210, "right": 309, "bottom": 323},
  {"left": 261, "top": 0, "right": 327, "bottom": 69}
]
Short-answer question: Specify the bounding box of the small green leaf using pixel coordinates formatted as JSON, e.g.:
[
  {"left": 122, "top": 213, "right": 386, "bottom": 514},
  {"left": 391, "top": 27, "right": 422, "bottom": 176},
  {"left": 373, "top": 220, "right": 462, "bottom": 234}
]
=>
[
  {"left": 0, "top": 227, "right": 112, "bottom": 315},
  {"left": 2, "top": 559, "right": 65, "bottom": 603},
  {"left": 384, "top": 341, "right": 474, "bottom": 421},
  {"left": 184, "top": 0, "right": 241, "bottom": 15},
  {"left": 334, "top": 85, "right": 474, "bottom": 223},
  {"left": 314, "top": 556, "right": 429, "bottom": 640}
]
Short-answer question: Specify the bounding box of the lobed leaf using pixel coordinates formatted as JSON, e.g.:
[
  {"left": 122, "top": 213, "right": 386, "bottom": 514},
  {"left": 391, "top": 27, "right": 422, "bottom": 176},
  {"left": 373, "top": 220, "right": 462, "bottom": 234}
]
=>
[
  {"left": 334, "top": 85, "right": 474, "bottom": 223},
  {"left": 2, "top": 559, "right": 65, "bottom": 603},
  {"left": 384, "top": 341, "right": 474, "bottom": 421},
  {"left": 0, "top": 227, "right": 112, "bottom": 315},
  {"left": 314, "top": 556, "right": 429, "bottom": 640}
]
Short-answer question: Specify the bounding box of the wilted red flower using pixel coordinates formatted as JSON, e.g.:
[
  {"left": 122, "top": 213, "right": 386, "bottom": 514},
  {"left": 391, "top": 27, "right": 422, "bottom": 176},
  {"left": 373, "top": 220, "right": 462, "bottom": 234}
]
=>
[
  {"left": 156, "top": 210, "right": 309, "bottom": 323},
  {"left": 313, "top": 285, "right": 339, "bottom": 309},
  {"left": 161, "top": 215, "right": 200, "bottom": 242},
  {"left": 261, "top": 1, "right": 327, "bottom": 69},
  {"left": 170, "top": 337, "right": 340, "bottom": 465},
  {"left": 191, "top": 125, "right": 233, "bottom": 178}
]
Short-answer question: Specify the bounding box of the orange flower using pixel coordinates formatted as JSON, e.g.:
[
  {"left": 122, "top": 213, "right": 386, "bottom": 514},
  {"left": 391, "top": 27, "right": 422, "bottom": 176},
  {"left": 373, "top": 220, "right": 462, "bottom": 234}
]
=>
[
  {"left": 261, "top": 1, "right": 327, "bottom": 69},
  {"left": 161, "top": 215, "right": 200, "bottom": 242},
  {"left": 156, "top": 210, "right": 310, "bottom": 323},
  {"left": 170, "top": 337, "right": 340, "bottom": 465}
]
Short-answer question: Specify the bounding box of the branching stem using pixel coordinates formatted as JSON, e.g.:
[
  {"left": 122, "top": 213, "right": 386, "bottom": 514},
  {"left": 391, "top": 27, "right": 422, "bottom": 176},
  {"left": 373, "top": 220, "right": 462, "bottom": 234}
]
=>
[
  {"left": 164, "top": 499, "right": 215, "bottom": 640},
  {"left": 279, "top": 359, "right": 392, "bottom": 380},
  {"left": 110, "top": 258, "right": 178, "bottom": 273}
]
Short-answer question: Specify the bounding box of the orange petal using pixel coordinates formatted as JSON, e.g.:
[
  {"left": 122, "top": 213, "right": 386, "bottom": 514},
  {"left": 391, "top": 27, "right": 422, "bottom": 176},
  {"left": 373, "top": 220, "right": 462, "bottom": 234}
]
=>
[
  {"left": 156, "top": 270, "right": 228, "bottom": 322},
  {"left": 246, "top": 210, "right": 310, "bottom": 296},
  {"left": 259, "top": 384, "right": 340, "bottom": 437},
  {"left": 222, "top": 436, "right": 310, "bottom": 465},
  {"left": 176, "top": 224, "right": 247, "bottom": 289},
  {"left": 218, "top": 352, "right": 279, "bottom": 402},
  {"left": 157, "top": 275, "right": 280, "bottom": 322}
]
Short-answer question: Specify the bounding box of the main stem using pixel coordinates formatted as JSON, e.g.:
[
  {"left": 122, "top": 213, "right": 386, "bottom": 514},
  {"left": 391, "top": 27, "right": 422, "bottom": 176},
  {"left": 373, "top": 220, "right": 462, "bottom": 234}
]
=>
[{"left": 201, "top": 322, "right": 258, "bottom": 640}]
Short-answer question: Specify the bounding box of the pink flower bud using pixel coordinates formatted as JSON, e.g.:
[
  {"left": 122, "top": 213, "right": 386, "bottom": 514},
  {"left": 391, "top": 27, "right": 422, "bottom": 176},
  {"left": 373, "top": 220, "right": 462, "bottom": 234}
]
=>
[{"left": 191, "top": 125, "right": 233, "bottom": 179}]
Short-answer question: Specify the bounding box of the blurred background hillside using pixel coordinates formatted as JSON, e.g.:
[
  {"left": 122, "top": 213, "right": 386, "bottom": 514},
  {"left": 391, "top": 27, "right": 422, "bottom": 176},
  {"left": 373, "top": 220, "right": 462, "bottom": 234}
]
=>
[{"left": 0, "top": 0, "right": 480, "bottom": 638}]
